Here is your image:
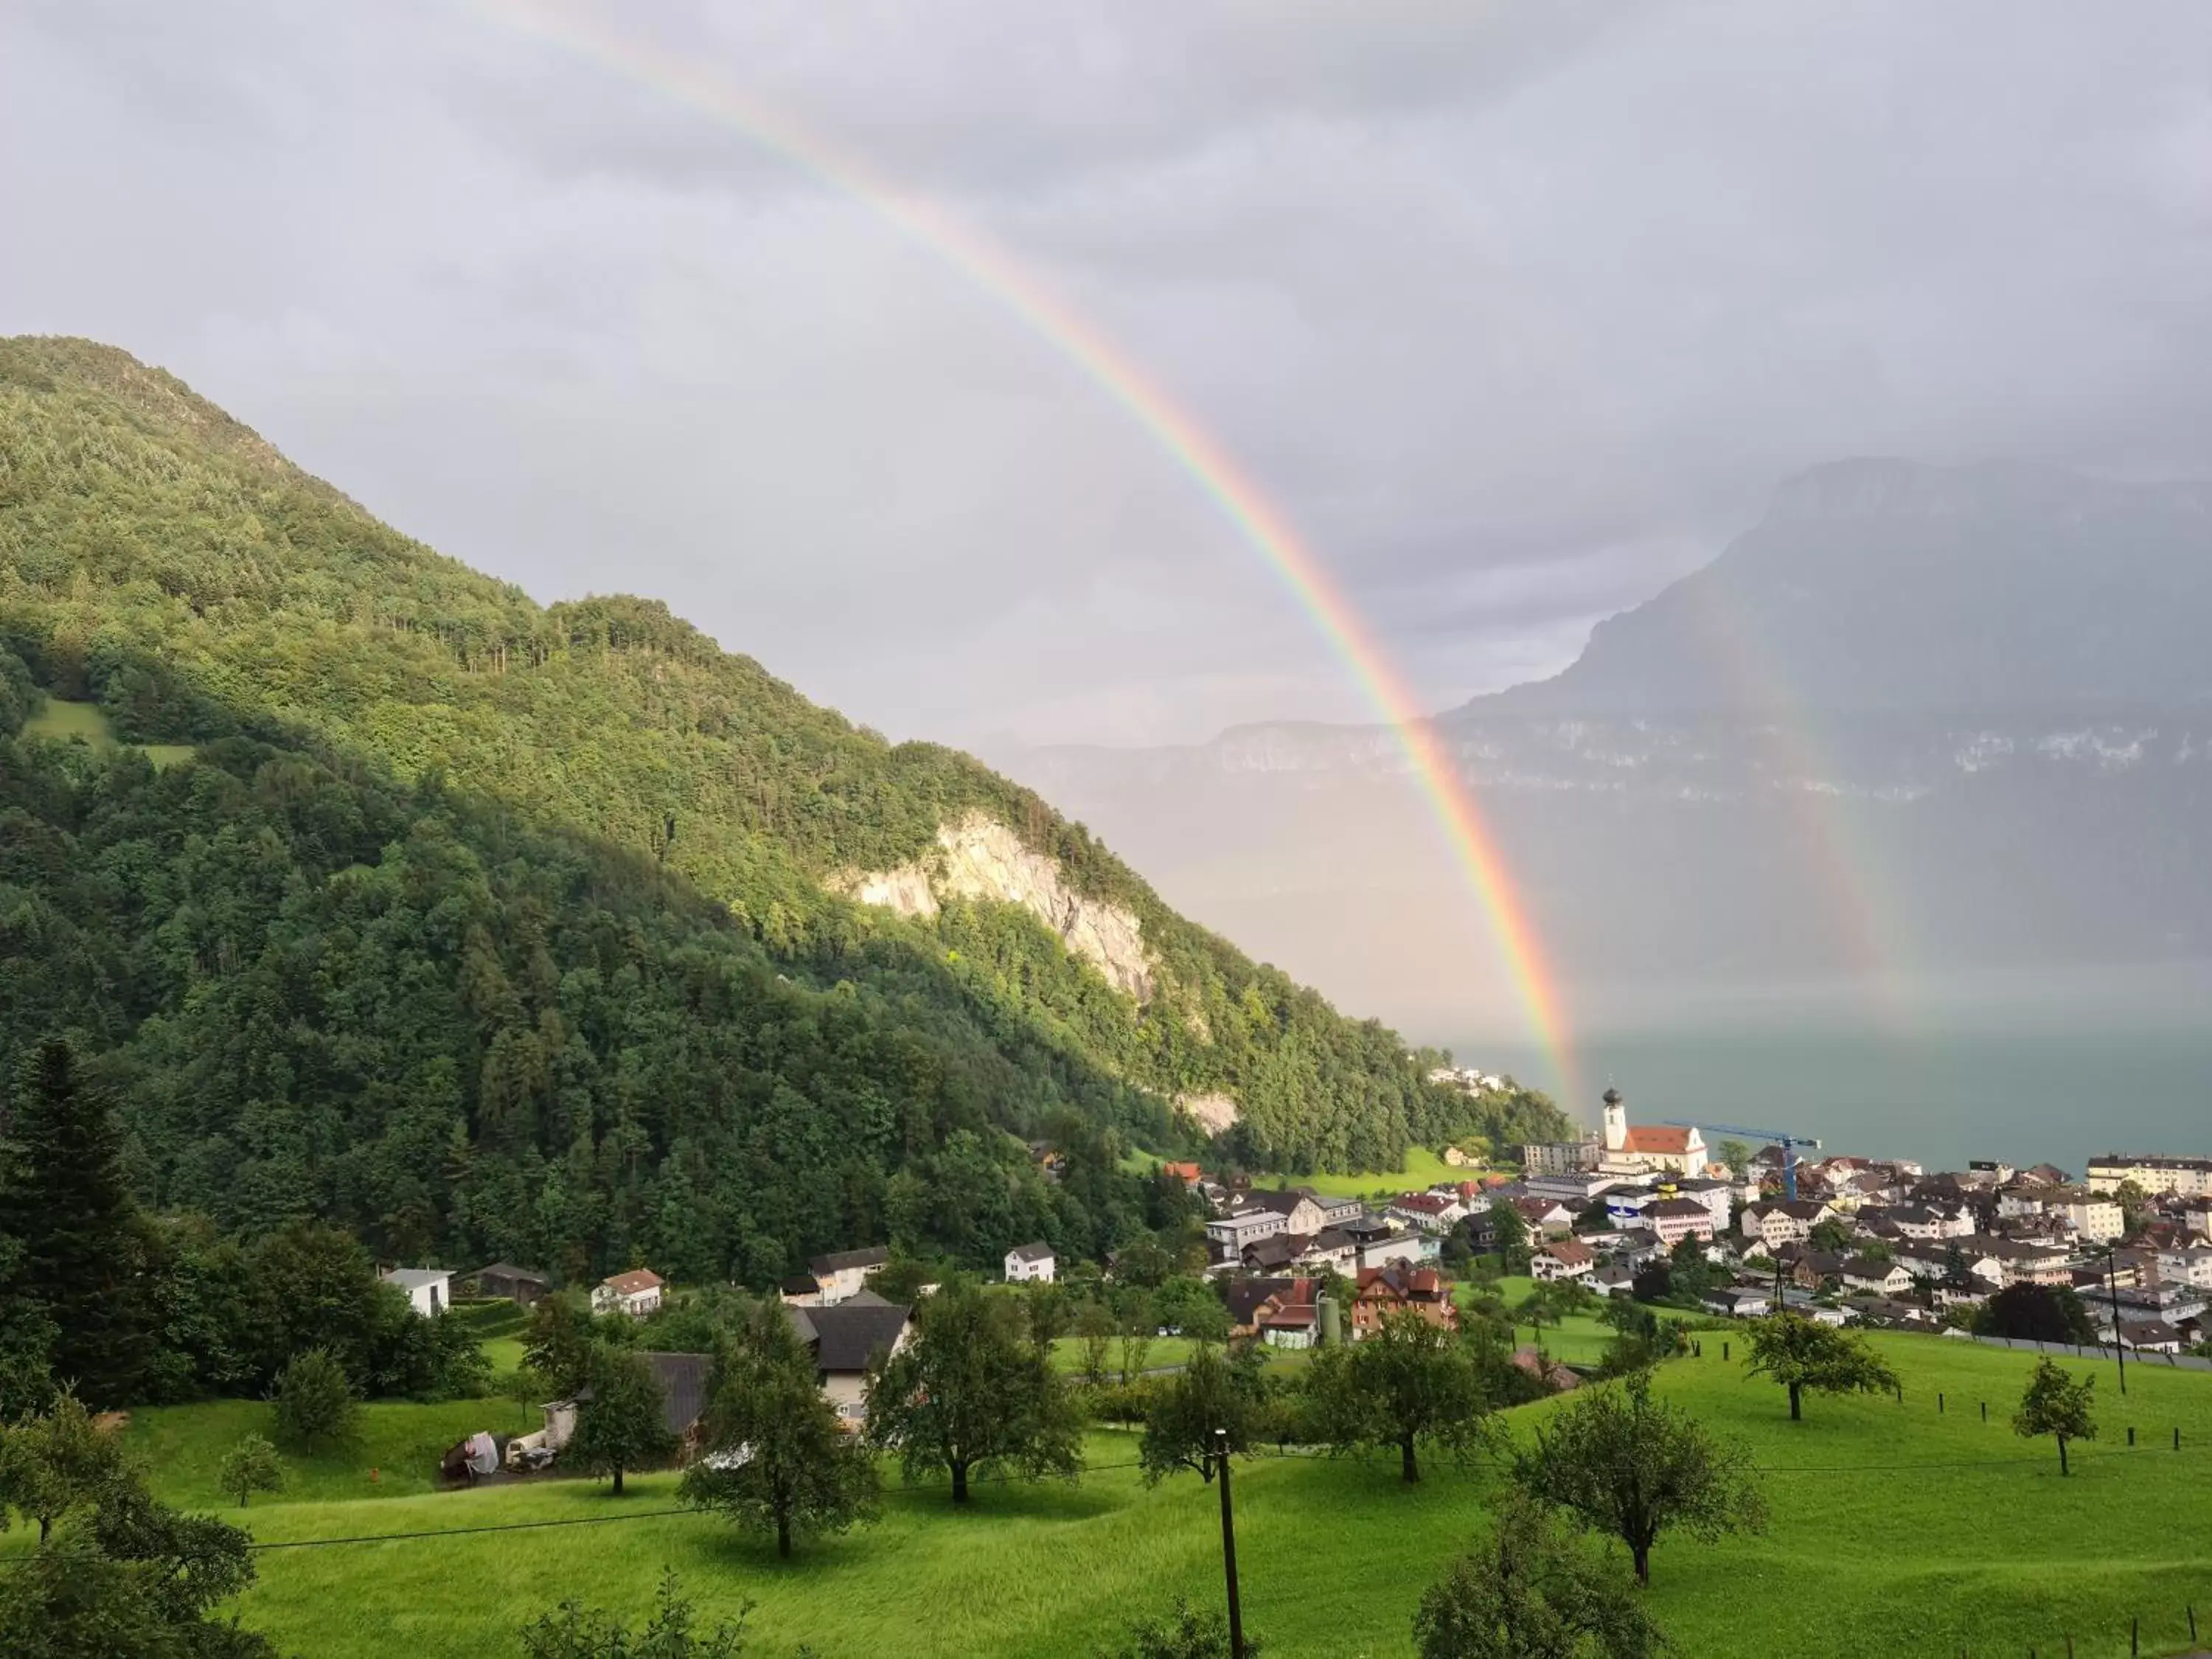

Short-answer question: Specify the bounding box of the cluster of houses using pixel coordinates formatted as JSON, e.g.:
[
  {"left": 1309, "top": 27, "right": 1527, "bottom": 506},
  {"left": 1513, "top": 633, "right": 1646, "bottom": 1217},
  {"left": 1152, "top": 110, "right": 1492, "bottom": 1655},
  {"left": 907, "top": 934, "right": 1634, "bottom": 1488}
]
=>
[{"left": 1494, "top": 1099, "right": 2212, "bottom": 1352}]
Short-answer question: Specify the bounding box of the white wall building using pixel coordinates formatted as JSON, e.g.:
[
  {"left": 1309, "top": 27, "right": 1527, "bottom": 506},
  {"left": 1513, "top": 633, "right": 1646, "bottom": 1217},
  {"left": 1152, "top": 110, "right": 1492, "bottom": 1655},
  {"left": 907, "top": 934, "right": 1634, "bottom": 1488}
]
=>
[
  {"left": 1004, "top": 1242, "right": 1057, "bottom": 1284},
  {"left": 381, "top": 1267, "right": 451, "bottom": 1317}
]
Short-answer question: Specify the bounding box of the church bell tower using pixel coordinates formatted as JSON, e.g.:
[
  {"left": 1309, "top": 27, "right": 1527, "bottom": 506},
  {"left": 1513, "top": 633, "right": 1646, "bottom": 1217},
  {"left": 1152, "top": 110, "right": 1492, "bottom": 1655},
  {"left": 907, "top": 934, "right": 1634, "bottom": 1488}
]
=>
[{"left": 1601, "top": 1086, "right": 1627, "bottom": 1153}]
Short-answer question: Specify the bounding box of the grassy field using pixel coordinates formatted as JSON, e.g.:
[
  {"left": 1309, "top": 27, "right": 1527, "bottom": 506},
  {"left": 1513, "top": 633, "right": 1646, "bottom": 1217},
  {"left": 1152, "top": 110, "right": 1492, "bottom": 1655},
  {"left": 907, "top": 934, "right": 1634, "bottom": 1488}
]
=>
[
  {"left": 120, "top": 1397, "right": 538, "bottom": 1509},
  {"left": 1265, "top": 1147, "right": 1470, "bottom": 1200},
  {"left": 22, "top": 696, "right": 196, "bottom": 768},
  {"left": 1047, "top": 1335, "right": 1200, "bottom": 1375},
  {"left": 21, "top": 1332, "right": 2208, "bottom": 1657},
  {"left": 1466, "top": 1274, "right": 1620, "bottom": 1366}
]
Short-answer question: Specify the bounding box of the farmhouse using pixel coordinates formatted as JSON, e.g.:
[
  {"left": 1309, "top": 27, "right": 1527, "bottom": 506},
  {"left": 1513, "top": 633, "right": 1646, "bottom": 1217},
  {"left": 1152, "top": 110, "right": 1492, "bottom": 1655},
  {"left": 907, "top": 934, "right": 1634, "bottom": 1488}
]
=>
[
  {"left": 1004, "top": 1242, "right": 1056, "bottom": 1284},
  {"left": 473, "top": 1264, "right": 552, "bottom": 1306},
  {"left": 1387, "top": 1192, "right": 1466, "bottom": 1234},
  {"left": 538, "top": 1349, "right": 713, "bottom": 1460},
  {"left": 1841, "top": 1256, "right": 1915, "bottom": 1296},
  {"left": 381, "top": 1267, "right": 452, "bottom": 1317},
  {"left": 1349, "top": 1264, "right": 1457, "bottom": 1338},
  {"left": 788, "top": 1296, "right": 913, "bottom": 1420},
  {"left": 1531, "top": 1238, "right": 1596, "bottom": 1283},
  {"left": 592, "top": 1268, "right": 664, "bottom": 1318},
  {"left": 1513, "top": 1197, "right": 1579, "bottom": 1237},
  {"left": 807, "top": 1246, "right": 891, "bottom": 1305},
  {"left": 1703, "top": 1286, "right": 1771, "bottom": 1318},
  {"left": 1740, "top": 1200, "right": 1837, "bottom": 1251},
  {"left": 1230, "top": 1283, "right": 1310, "bottom": 1345}
]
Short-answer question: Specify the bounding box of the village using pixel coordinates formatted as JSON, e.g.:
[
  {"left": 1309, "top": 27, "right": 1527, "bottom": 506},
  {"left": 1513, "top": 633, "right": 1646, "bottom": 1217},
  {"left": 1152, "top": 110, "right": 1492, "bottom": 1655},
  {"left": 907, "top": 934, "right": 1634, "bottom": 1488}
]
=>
[{"left": 370, "top": 1086, "right": 2212, "bottom": 1478}]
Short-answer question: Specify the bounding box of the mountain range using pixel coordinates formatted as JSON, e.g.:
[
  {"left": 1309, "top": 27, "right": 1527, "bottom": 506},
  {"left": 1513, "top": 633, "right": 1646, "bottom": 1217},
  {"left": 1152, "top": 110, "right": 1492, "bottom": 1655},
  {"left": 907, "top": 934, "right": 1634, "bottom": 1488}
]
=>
[
  {"left": 0, "top": 336, "right": 1566, "bottom": 1283},
  {"left": 995, "top": 459, "right": 2212, "bottom": 1030}
]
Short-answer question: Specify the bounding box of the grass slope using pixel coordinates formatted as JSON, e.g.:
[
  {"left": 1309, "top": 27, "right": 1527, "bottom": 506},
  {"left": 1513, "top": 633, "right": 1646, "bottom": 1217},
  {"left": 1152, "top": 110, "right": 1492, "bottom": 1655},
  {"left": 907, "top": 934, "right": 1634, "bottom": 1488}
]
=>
[
  {"left": 1270, "top": 1148, "right": 1470, "bottom": 1200},
  {"left": 29, "top": 1335, "right": 2208, "bottom": 1658},
  {"left": 21, "top": 695, "right": 195, "bottom": 767},
  {"left": 1471, "top": 1275, "right": 1620, "bottom": 1366}
]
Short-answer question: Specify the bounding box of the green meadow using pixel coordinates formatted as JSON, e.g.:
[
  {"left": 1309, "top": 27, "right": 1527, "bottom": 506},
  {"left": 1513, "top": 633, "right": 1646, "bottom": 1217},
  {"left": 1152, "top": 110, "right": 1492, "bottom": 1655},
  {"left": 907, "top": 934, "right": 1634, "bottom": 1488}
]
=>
[
  {"left": 21, "top": 696, "right": 196, "bottom": 768},
  {"left": 19, "top": 1334, "right": 2211, "bottom": 1658},
  {"left": 1270, "top": 1147, "right": 1467, "bottom": 1199},
  {"left": 1469, "top": 1274, "right": 1621, "bottom": 1366}
]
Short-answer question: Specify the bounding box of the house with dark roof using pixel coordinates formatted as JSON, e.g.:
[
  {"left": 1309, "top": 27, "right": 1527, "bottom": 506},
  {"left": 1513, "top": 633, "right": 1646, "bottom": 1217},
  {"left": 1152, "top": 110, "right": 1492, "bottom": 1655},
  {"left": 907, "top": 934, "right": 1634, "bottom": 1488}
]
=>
[
  {"left": 1350, "top": 1264, "right": 1457, "bottom": 1338},
  {"left": 787, "top": 1299, "right": 914, "bottom": 1421},
  {"left": 807, "top": 1246, "right": 892, "bottom": 1305},
  {"left": 473, "top": 1264, "right": 552, "bottom": 1306},
  {"left": 540, "top": 1349, "right": 714, "bottom": 1462},
  {"left": 1004, "top": 1241, "right": 1056, "bottom": 1284}
]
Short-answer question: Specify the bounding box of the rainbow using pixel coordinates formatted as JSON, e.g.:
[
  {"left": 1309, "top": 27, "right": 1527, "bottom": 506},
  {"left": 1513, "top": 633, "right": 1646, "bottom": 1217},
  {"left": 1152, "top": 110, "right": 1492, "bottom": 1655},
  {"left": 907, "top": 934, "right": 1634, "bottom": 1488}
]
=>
[
  {"left": 459, "top": 0, "right": 1577, "bottom": 1088},
  {"left": 1685, "top": 569, "right": 1917, "bottom": 1026}
]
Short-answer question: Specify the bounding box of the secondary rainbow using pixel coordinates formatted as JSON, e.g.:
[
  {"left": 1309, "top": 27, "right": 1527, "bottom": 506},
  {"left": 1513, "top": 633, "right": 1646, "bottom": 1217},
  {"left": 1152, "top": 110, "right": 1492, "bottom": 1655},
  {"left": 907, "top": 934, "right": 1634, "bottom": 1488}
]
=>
[{"left": 460, "top": 0, "right": 1577, "bottom": 1086}]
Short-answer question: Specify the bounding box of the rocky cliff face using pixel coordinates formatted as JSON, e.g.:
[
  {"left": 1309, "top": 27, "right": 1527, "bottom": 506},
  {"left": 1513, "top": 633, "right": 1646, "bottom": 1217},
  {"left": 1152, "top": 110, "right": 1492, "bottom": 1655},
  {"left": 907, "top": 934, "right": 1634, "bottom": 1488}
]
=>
[{"left": 844, "top": 811, "right": 1157, "bottom": 1002}]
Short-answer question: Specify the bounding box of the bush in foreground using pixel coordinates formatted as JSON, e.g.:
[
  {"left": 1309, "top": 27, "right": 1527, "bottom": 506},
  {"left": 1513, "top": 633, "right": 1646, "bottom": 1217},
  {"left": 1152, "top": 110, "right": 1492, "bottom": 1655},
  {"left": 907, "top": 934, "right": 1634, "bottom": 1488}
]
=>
[
  {"left": 1415, "top": 1492, "right": 1663, "bottom": 1659},
  {"left": 523, "top": 1570, "right": 750, "bottom": 1659}
]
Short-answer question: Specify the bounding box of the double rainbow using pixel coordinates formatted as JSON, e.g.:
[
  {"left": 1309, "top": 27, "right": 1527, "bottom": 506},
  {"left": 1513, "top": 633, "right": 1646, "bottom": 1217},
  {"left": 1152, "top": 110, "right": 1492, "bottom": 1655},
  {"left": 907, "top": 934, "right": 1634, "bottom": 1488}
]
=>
[{"left": 462, "top": 1, "right": 1576, "bottom": 1091}]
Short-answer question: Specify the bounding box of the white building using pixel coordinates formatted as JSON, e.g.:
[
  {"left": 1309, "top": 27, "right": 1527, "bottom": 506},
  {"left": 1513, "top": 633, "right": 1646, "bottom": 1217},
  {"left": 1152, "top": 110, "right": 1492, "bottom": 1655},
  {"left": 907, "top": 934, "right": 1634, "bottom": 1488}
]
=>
[
  {"left": 592, "top": 1268, "right": 664, "bottom": 1318},
  {"left": 2059, "top": 1192, "right": 2125, "bottom": 1242},
  {"left": 1531, "top": 1238, "right": 1596, "bottom": 1282},
  {"left": 1004, "top": 1241, "right": 1057, "bottom": 1284},
  {"left": 381, "top": 1267, "right": 451, "bottom": 1317},
  {"left": 807, "top": 1247, "right": 891, "bottom": 1305},
  {"left": 2087, "top": 1155, "right": 2212, "bottom": 1198}
]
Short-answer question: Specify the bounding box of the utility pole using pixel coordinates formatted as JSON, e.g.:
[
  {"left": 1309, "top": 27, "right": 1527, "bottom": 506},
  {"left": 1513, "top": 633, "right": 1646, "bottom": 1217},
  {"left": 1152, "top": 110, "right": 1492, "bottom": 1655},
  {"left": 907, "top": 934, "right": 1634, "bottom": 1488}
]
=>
[
  {"left": 1215, "top": 1427, "right": 1245, "bottom": 1659},
  {"left": 2104, "top": 1245, "right": 2126, "bottom": 1397}
]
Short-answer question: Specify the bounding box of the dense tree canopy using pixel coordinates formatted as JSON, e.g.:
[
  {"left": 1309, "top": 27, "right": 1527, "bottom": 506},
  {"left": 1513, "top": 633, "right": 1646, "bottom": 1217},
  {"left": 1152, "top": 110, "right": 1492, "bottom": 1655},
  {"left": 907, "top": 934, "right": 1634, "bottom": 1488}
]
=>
[{"left": 0, "top": 334, "right": 1573, "bottom": 1265}]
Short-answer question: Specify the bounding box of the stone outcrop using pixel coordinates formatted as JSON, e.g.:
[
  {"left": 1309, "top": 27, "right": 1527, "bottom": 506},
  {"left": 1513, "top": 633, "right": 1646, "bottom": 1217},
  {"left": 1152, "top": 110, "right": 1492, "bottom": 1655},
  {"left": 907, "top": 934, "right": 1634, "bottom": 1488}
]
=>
[
  {"left": 1176, "top": 1091, "right": 1241, "bottom": 1134},
  {"left": 844, "top": 812, "right": 1155, "bottom": 1003}
]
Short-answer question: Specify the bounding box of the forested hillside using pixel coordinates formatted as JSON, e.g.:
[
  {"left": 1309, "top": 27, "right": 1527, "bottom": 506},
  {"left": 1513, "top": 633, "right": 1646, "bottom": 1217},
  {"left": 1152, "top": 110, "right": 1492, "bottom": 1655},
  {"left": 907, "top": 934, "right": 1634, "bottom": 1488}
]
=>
[{"left": 0, "top": 336, "right": 1565, "bottom": 1282}]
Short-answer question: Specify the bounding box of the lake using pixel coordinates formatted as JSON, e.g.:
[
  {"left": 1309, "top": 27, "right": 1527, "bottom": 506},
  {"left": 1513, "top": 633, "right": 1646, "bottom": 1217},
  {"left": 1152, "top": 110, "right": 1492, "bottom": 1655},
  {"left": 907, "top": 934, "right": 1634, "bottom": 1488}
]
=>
[{"left": 1445, "top": 961, "right": 2212, "bottom": 1173}]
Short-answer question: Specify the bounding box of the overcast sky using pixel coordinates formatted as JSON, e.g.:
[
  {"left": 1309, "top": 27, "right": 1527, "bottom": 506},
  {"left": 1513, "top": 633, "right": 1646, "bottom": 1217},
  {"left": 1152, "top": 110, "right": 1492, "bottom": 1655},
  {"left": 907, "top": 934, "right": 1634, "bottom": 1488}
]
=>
[{"left": 6, "top": 0, "right": 2209, "bottom": 745}]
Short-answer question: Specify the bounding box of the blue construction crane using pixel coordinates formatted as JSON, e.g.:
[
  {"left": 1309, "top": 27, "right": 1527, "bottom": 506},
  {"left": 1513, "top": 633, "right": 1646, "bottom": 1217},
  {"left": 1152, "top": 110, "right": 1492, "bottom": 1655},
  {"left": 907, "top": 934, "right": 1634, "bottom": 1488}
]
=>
[{"left": 1663, "top": 1121, "right": 1822, "bottom": 1201}]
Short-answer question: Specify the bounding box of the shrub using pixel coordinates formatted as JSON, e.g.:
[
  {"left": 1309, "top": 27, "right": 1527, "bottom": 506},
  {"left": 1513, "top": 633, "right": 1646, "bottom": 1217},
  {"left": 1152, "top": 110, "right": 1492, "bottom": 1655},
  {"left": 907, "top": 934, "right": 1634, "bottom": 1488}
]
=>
[{"left": 271, "top": 1348, "right": 358, "bottom": 1450}]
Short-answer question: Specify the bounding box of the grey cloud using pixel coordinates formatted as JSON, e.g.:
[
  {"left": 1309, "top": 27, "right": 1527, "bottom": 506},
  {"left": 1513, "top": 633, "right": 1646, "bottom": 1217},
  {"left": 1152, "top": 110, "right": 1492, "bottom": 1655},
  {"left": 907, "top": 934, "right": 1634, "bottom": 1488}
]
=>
[{"left": 4, "top": 0, "right": 2210, "bottom": 746}]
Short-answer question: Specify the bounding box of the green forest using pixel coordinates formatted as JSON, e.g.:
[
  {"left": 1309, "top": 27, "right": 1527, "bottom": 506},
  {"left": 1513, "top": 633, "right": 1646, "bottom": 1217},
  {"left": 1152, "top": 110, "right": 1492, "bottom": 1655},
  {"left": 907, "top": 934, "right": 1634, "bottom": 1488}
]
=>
[{"left": 0, "top": 335, "right": 1568, "bottom": 1283}]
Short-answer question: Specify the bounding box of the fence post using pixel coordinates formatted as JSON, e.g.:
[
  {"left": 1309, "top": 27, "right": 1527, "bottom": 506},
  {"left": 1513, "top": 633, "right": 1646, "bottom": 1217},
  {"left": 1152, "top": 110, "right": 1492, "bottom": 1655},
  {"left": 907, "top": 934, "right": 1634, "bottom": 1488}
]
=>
[
  {"left": 2127, "top": 1426, "right": 2135, "bottom": 1447},
  {"left": 1722, "top": 1340, "right": 1730, "bottom": 1361},
  {"left": 2187, "top": 1604, "right": 2196, "bottom": 1641},
  {"left": 1981, "top": 1401, "right": 1989, "bottom": 1422},
  {"left": 1938, "top": 1391, "right": 1944, "bottom": 1414},
  {"left": 2132, "top": 1613, "right": 2139, "bottom": 1655},
  {"left": 2174, "top": 1427, "right": 2182, "bottom": 1452}
]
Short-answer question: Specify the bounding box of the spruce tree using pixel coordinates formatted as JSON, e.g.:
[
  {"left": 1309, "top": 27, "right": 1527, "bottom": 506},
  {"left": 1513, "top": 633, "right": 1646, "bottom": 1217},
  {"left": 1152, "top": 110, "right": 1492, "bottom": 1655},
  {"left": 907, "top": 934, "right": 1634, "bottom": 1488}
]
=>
[{"left": 4, "top": 1040, "right": 149, "bottom": 1408}]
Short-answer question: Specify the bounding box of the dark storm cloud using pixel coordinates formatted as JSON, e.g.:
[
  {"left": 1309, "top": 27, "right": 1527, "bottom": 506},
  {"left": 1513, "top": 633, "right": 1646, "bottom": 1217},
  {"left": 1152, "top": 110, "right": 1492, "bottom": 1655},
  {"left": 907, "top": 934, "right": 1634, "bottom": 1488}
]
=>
[{"left": 4, "top": 0, "right": 2208, "bottom": 742}]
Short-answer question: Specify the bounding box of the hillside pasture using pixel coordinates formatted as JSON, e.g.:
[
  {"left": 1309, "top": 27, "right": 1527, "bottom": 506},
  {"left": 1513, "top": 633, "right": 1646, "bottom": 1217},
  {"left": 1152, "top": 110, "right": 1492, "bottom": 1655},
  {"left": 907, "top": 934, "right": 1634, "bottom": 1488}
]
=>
[
  {"left": 21, "top": 695, "right": 196, "bottom": 768},
  {"left": 21, "top": 1332, "right": 2205, "bottom": 1658}
]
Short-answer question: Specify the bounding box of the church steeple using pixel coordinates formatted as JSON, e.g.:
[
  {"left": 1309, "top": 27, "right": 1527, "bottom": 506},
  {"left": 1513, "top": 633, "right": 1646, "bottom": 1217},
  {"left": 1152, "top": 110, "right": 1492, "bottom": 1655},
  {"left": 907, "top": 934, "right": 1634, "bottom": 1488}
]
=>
[{"left": 1601, "top": 1086, "right": 1627, "bottom": 1152}]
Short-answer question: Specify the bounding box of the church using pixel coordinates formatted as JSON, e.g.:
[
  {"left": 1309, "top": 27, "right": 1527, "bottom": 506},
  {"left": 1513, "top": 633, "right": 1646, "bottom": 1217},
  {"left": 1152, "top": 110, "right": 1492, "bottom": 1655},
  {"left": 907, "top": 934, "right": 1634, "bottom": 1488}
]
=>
[{"left": 1599, "top": 1087, "right": 1708, "bottom": 1178}]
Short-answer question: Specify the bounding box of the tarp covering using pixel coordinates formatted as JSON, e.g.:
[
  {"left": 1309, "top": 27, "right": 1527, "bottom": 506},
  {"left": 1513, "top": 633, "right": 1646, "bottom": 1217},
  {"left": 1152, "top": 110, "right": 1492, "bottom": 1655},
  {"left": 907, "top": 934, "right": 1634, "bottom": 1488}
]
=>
[{"left": 465, "top": 1431, "right": 498, "bottom": 1476}]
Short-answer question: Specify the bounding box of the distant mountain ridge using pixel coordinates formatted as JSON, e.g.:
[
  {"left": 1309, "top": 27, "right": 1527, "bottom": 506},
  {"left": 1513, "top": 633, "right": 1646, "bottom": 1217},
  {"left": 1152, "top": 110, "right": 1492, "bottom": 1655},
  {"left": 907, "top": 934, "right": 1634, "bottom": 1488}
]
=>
[
  {"left": 993, "top": 459, "right": 2212, "bottom": 1015},
  {"left": 1489, "top": 457, "right": 2212, "bottom": 717}
]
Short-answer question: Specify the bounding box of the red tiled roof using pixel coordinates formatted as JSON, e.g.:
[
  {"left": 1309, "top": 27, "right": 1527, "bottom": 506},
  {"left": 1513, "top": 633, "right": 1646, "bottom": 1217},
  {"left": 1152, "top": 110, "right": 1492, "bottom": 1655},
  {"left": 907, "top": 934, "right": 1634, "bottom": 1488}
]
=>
[
  {"left": 1622, "top": 1127, "right": 1696, "bottom": 1155},
  {"left": 1161, "top": 1161, "right": 1203, "bottom": 1183},
  {"left": 602, "top": 1269, "right": 663, "bottom": 1295}
]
